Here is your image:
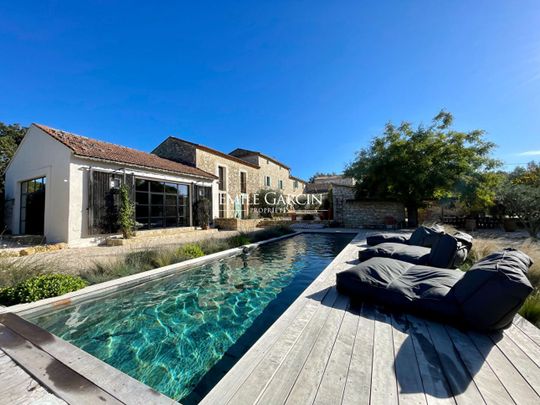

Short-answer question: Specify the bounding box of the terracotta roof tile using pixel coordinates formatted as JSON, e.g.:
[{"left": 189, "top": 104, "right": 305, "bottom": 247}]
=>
[{"left": 34, "top": 124, "right": 217, "bottom": 180}]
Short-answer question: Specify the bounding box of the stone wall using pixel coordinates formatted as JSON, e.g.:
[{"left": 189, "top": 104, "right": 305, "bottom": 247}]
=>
[
  {"left": 256, "top": 157, "right": 306, "bottom": 196},
  {"left": 197, "top": 149, "right": 259, "bottom": 218},
  {"left": 214, "top": 218, "right": 260, "bottom": 231},
  {"left": 332, "top": 185, "right": 405, "bottom": 228},
  {"left": 152, "top": 138, "right": 197, "bottom": 166}
]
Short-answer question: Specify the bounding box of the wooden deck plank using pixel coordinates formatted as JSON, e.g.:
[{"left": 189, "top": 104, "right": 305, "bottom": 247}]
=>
[
  {"left": 308, "top": 304, "right": 358, "bottom": 405},
  {"left": 504, "top": 323, "right": 540, "bottom": 368},
  {"left": 311, "top": 304, "right": 359, "bottom": 405},
  {"left": 490, "top": 330, "right": 540, "bottom": 396},
  {"left": 405, "top": 315, "right": 455, "bottom": 405},
  {"left": 370, "top": 307, "right": 398, "bottom": 405},
  {"left": 513, "top": 315, "right": 540, "bottom": 347},
  {"left": 226, "top": 287, "right": 340, "bottom": 404},
  {"left": 423, "top": 320, "right": 485, "bottom": 404},
  {"left": 285, "top": 292, "right": 350, "bottom": 405},
  {"left": 444, "top": 325, "right": 515, "bottom": 405},
  {"left": 342, "top": 303, "right": 375, "bottom": 405},
  {"left": 0, "top": 324, "right": 121, "bottom": 405},
  {"left": 200, "top": 287, "right": 328, "bottom": 405},
  {"left": 255, "top": 293, "right": 349, "bottom": 404},
  {"left": 391, "top": 313, "right": 427, "bottom": 405},
  {"left": 468, "top": 331, "right": 540, "bottom": 405}
]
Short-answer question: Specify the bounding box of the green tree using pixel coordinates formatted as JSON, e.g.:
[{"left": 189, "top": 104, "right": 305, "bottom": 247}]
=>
[
  {"left": 1, "top": 122, "right": 27, "bottom": 192},
  {"left": 497, "top": 162, "right": 540, "bottom": 238},
  {"left": 345, "top": 111, "right": 500, "bottom": 226},
  {"left": 455, "top": 171, "right": 507, "bottom": 215},
  {"left": 308, "top": 172, "right": 338, "bottom": 183},
  {"left": 118, "top": 185, "right": 136, "bottom": 238}
]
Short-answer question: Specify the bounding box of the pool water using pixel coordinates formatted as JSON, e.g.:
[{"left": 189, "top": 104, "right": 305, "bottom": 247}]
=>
[{"left": 25, "top": 233, "right": 353, "bottom": 402}]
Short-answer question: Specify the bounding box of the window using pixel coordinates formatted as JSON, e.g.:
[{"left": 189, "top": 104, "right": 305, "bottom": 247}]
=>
[
  {"left": 218, "top": 192, "right": 226, "bottom": 218},
  {"left": 135, "top": 179, "right": 190, "bottom": 229},
  {"left": 20, "top": 177, "right": 46, "bottom": 235},
  {"left": 294, "top": 180, "right": 298, "bottom": 189},
  {"left": 265, "top": 176, "right": 271, "bottom": 187},
  {"left": 240, "top": 171, "right": 247, "bottom": 194},
  {"left": 218, "top": 166, "right": 226, "bottom": 191},
  {"left": 278, "top": 180, "right": 284, "bottom": 190}
]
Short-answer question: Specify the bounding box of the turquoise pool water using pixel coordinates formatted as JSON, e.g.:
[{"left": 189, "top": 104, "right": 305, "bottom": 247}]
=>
[{"left": 25, "top": 233, "right": 353, "bottom": 402}]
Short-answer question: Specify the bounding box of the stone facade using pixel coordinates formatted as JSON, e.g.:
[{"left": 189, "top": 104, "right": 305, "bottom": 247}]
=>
[
  {"left": 214, "top": 218, "right": 260, "bottom": 231},
  {"left": 332, "top": 185, "right": 405, "bottom": 228},
  {"left": 196, "top": 148, "right": 259, "bottom": 218},
  {"left": 229, "top": 149, "right": 306, "bottom": 196},
  {"left": 153, "top": 137, "right": 307, "bottom": 218}
]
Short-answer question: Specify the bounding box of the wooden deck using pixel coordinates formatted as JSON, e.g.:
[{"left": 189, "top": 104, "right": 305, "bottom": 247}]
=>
[{"left": 202, "top": 231, "right": 540, "bottom": 405}]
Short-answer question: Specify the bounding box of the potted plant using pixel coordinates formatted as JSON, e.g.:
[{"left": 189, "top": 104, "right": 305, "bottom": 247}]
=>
[
  {"left": 195, "top": 198, "right": 211, "bottom": 230},
  {"left": 384, "top": 216, "right": 396, "bottom": 230},
  {"left": 502, "top": 217, "right": 518, "bottom": 232}
]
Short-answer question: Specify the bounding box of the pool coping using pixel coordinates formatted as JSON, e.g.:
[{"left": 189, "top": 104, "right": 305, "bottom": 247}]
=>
[{"left": 0, "top": 229, "right": 359, "bottom": 404}]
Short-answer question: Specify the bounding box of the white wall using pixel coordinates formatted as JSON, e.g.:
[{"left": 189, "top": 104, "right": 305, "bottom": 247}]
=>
[{"left": 4, "top": 126, "right": 72, "bottom": 243}]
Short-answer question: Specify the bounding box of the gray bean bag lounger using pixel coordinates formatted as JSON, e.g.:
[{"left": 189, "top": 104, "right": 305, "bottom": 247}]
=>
[
  {"left": 359, "top": 232, "right": 473, "bottom": 269},
  {"left": 366, "top": 224, "right": 445, "bottom": 247},
  {"left": 336, "top": 248, "right": 533, "bottom": 331}
]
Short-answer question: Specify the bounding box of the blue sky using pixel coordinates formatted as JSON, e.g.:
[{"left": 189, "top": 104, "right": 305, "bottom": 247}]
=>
[{"left": 1, "top": 1, "right": 539, "bottom": 179}]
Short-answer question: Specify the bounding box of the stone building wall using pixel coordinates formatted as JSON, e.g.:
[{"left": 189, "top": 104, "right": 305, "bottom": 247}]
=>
[
  {"left": 152, "top": 138, "right": 197, "bottom": 166},
  {"left": 214, "top": 218, "right": 260, "bottom": 231},
  {"left": 196, "top": 149, "right": 259, "bottom": 218},
  {"left": 333, "top": 185, "right": 405, "bottom": 228}
]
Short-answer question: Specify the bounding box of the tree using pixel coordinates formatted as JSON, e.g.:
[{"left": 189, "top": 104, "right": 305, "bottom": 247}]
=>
[
  {"left": 497, "top": 162, "right": 540, "bottom": 238},
  {"left": 1, "top": 122, "right": 27, "bottom": 192},
  {"left": 308, "top": 172, "right": 338, "bottom": 183},
  {"left": 118, "top": 185, "right": 136, "bottom": 238},
  {"left": 345, "top": 111, "right": 500, "bottom": 226},
  {"left": 454, "top": 171, "right": 507, "bottom": 215}
]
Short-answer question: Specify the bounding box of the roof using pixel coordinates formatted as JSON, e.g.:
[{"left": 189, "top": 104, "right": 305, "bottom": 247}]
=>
[
  {"left": 34, "top": 124, "right": 217, "bottom": 180},
  {"left": 229, "top": 148, "right": 290, "bottom": 170},
  {"left": 304, "top": 182, "right": 332, "bottom": 193},
  {"left": 159, "top": 137, "right": 260, "bottom": 169},
  {"left": 289, "top": 175, "right": 307, "bottom": 184}
]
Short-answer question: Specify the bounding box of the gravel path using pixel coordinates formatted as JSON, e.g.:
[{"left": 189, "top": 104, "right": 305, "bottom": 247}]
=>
[{"left": 3, "top": 229, "right": 250, "bottom": 275}]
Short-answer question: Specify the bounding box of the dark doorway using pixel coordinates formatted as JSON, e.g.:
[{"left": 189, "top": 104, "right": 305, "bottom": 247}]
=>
[{"left": 20, "top": 177, "right": 46, "bottom": 235}]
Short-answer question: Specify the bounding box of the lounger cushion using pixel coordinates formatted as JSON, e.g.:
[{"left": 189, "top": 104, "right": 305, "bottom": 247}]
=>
[
  {"left": 407, "top": 224, "right": 445, "bottom": 247},
  {"left": 336, "top": 257, "right": 413, "bottom": 302},
  {"left": 359, "top": 243, "right": 430, "bottom": 265},
  {"left": 451, "top": 249, "right": 534, "bottom": 330},
  {"left": 428, "top": 234, "right": 457, "bottom": 268},
  {"left": 365, "top": 225, "right": 445, "bottom": 248},
  {"left": 387, "top": 266, "right": 464, "bottom": 318},
  {"left": 366, "top": 233, "right": 409, "bottom": 246},
  {"left": 336, "top": 248, "right": 533, "bottom": 331}
]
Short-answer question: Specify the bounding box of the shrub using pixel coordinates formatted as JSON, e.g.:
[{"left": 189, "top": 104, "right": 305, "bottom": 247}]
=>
[
  {"left": 199, "top": 238, "right": 233, "bottom": 255},
  {"left": 177, "top": 244, "right": 205, "bottom": 260},
  {"left": 519, "top": 292, "right": 540, "bottom": 328},
  {"left": 194, "top": 198, "right": 212, "bottom": 229},
  {"left": 0, "top": 258, "right": 46, "bottom": 288},
  {"left": 118, "top": 184, "right": 136, "bottom": 239},
  {"left": 0, "top": 274, "right": 87, "bottom": 305},
  {"left": 229, "top": 234, "right": 251, "bottom": 247}
]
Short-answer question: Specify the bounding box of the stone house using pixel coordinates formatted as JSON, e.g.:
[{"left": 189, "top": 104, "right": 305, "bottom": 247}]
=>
[{"left": 153, "top": 138, "right": 307, "bottom": 218}]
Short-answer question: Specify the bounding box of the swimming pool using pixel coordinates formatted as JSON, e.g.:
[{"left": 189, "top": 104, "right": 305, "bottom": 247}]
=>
[{"left": 24, "top": 233, "right": 353, "bottom": 402}]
